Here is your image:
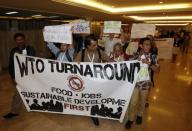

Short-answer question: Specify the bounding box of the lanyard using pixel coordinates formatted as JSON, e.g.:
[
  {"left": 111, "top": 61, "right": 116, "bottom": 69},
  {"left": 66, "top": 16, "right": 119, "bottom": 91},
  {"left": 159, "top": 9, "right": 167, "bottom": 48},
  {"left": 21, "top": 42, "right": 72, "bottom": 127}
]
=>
[
  {"left": 87, "top": 52, "right": 95, "bottom": 62},
  {"left": 114, "top": 56, "right": 121, "bottom": 62},
  {"left": 144, "top": 54, "right": 151, "bottom": 63},
  {"left": 60, "top": 53, "right": 65, "bottom": 61}
]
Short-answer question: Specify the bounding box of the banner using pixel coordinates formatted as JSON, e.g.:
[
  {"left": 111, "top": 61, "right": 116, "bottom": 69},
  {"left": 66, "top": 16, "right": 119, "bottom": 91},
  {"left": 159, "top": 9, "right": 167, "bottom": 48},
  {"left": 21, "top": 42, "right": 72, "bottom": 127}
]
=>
[
  {"left": 43, "top": 24, "right": 72, "bottom": 44},
  {"left": 72, "top": 21, "right": 91, "bottom": 34},
  {"left": 130, "top": 24, "right": 156, "bottom": 38},
  {"left": 14, "top": 54, "right": 141, "bottom": 122},
  {"left": 137, "top": 64, "right": 150, "bottom": 82},
  {"left": 103, "top": 21, "right": 121, "bottom": 34}
]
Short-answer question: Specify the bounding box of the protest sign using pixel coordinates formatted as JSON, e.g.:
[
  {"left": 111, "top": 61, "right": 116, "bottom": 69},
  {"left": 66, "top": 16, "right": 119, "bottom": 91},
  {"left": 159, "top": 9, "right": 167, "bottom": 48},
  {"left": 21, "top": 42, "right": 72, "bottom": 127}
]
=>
[
  {"left": 43, "top": 24, "right": 72, "bottom": 44},
  {"left": 104, "top": 21, "right": 121, "bottom": 34},
  {"left": 14, "top": 54, "right": 142, "bottom": 122},
  {"left": 72, "top": 21, "right": 91, "bottom": 34},
  {"left": 130, "top": 24, "right": 156, "bottom": 38}
]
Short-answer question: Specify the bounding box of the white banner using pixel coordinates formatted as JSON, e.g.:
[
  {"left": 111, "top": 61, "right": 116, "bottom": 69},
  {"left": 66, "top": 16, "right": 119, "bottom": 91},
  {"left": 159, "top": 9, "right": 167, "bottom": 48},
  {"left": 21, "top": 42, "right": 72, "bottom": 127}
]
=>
[
  {"left": 137, "top": 64, "right": 150, "bottom": 82},
  {"left": 43, "top": 24, "right": 72, "bottom": 44},
  {"left": 72, "top": 21, "right": 91, "bottom": 34},
  {"left": 130, "top": 24, "right": 156, "bottom": 38},
  {"left": 104, "top": 21, "right": 122, "bottom": 34},
  {"left": 14, "top": 54, "right": 141, "bottom": 122}
]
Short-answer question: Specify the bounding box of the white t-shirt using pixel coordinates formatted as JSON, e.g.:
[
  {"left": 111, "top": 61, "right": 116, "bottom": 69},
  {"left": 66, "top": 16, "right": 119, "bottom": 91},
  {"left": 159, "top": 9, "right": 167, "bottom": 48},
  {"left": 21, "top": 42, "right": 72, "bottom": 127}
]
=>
[
  {"left": 103, "top": 37, "right": 121, "bottom": 56},
  {"left": 22, "top": 48, "right": 27, "bottom": 55}
]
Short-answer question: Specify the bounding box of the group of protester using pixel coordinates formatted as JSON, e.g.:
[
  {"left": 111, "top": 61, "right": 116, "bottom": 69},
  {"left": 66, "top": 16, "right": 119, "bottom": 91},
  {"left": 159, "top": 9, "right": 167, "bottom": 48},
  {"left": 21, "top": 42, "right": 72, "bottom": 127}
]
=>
[
  {"left": 3, "top": 30, "right": 160, "bottom": 130},
  {"left": 159, "top": 29, "right": 191, "bottom": 54}
]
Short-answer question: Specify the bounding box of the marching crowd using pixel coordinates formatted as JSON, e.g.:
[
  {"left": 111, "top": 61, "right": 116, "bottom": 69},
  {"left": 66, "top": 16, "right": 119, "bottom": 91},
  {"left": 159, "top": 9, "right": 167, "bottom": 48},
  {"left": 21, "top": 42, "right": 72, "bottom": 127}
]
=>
[
  {"left": 3, "top": 29, "right": 160, "bottom": 130},
  {"left": 159, "top": 29, "right": 191, "bottom": 54}
]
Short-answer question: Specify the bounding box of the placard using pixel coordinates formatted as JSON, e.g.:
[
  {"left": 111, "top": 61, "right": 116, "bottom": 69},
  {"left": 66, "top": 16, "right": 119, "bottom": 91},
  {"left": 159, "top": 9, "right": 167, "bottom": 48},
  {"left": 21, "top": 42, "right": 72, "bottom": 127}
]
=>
[
  {"left": 43, "top": 24, "right": 72, "bottom": 44},
  {"left": 104, "top": 21, "right": 122, "bottom": 34},
  {"left": 130, "top": 24, "right": 156, "bottom": 38},
  {"left": 72, "top": 21, "right": 91, "bottom": 34}
]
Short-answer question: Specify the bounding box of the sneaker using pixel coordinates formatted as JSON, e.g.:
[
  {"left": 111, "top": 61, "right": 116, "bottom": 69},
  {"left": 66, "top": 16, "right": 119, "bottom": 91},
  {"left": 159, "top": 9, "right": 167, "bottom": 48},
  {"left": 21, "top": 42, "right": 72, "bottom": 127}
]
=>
[
  {"left": 125, "top": 120, "right": 133, "bottom": 129},
  {"left": 91, "top": 117, "right": 100, "bottom": 126},
  {"left": 136, "top": 116, "right": 142, "bottom": 124},
  {"left": 3, "top": 113, "right": 19, "bottom": 119}
]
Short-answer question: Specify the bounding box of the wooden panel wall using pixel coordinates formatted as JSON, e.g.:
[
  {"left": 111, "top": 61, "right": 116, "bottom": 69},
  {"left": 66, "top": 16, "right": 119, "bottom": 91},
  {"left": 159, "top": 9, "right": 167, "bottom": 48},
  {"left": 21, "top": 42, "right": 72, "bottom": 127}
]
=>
[{"left": 0, "top": 30, "right": 52, "bottom": 69}]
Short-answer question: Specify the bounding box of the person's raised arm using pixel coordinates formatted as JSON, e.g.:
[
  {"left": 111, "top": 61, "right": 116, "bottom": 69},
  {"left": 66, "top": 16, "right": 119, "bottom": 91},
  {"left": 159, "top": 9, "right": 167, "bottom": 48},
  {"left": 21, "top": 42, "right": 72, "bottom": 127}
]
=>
[{"left": 47, "top": 42, "right": 60, "bottom": 56}]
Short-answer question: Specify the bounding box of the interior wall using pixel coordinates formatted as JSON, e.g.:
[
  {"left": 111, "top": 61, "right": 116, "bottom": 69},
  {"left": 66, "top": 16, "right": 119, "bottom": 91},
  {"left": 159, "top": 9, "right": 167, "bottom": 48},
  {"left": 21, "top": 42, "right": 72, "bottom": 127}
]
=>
[
  {"left": 156, "top": 26, "right": 186, "bottom": 32},
  {"left": 0, "top": 19, "right": 130, "bottom": 70},
  {"left": 91, "top": 21, "right": 102, "bottom": 37},
  {"left": 186, "top": 24, "right": 192, "bottom": 47},
  {"left": 0, "top": 19, "right": 60, "bottom": 70},
  {"left": 0, "top": 30, "right": 52, "bottom": 69},
  {"left": 0, "top": 20, "right": 104, "bottom": 70}
]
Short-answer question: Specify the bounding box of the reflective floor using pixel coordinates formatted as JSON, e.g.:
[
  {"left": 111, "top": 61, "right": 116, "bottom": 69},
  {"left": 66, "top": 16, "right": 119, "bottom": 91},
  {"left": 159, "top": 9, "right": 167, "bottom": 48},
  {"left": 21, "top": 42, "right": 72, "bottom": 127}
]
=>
[{"left": 0, "top": 48, "right": 192, "bottom": 131}]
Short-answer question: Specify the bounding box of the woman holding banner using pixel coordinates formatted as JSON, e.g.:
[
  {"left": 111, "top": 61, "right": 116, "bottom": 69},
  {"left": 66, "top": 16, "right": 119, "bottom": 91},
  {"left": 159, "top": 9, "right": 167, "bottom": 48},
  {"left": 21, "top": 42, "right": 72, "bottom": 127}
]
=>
[
  {"left": 145, "top": 35, "right": 158, "bottom": 108},
  {"left": 125, "top": 37, "right": 160, "bottom": 129}
]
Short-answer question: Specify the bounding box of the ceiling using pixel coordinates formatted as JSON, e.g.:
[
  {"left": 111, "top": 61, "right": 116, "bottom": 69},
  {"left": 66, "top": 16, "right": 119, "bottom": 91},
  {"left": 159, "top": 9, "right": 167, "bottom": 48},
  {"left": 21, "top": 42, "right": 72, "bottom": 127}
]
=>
[
  {"left": 0, "top": 0, "right": 192, "bottom": 23},
  {"left": 0, "top": 0, "right": 123, "bottom": 21},
  {"left": 0, "top": 7, "right": 80, "bottom": 20},
  {"left": 92, "top": 0, "right": 192, "bottom": 7}
]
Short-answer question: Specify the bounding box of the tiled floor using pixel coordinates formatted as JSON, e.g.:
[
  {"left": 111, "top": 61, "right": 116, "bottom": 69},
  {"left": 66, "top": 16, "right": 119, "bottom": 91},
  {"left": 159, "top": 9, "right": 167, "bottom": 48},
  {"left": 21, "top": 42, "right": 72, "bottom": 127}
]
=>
[{"left": 0, "top": 49, "right": 192, "bottom": 131}]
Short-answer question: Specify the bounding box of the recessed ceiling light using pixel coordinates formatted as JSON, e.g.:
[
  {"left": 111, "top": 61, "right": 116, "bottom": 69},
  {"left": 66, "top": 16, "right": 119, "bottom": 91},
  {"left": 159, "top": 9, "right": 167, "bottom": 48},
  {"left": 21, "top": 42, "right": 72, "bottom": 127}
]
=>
[
  {"left": 48, "top": 16, "right": 59, "bottom": 18},
  {"left": 155, "top": 23, "right": 188, "bottom": 26},
  {"left": 5, "top": 11, "right": 18, "bottom": 15},
  {"left": 145, "top": 21, "right": 192, "bottom": 23},
  {"left": 126, "top": 16, "right": 192, "bottom": 20},
  {"left": 121, "top": 24, "right": 129, "bottom": 25},
  {"left": 31, "top": 14, "right": 42, "bottom": 17},
  {"left": 159, "top": 2, "right": 164, "bottom": 4},
  {"left": 53, "top": 0, "right": 192, "bottom": 13}
]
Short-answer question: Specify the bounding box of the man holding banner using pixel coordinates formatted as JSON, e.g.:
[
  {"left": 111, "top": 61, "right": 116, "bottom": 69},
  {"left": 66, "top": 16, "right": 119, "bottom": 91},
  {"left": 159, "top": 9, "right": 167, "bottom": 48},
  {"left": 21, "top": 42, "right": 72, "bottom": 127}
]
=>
[
  {"left": 74, "top": 35, "right": 112, "bottom": 126},
  {"left": 74, "top": 35, "right": 111, "bottom": 63},
  {"left": 3, "top": 33, "right": 36, "bottom": 119}
]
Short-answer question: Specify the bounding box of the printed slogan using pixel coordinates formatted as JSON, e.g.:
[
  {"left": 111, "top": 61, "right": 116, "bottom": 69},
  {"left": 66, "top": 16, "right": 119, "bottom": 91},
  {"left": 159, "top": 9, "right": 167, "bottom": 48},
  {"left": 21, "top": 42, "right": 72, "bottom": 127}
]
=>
[{"left": 14, "top": 53, "right": 141, "bottom": 122}]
